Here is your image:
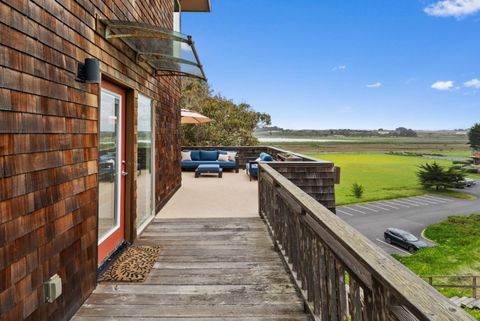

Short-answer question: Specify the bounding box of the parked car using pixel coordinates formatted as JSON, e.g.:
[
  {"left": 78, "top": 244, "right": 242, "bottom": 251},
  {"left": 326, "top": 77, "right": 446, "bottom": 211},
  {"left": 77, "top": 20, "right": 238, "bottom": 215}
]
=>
[
  {"left": 384, "top": 228, "right": 427, "bottom": 253},
  {"left": 454, "top": 177, "right": 477, "bottom": 189},
  {"left": 464, "top": 178, "right": 476, "bottom": 187},
  {"left": 99, "top": 154, "right": 116, "bottom": 182}
]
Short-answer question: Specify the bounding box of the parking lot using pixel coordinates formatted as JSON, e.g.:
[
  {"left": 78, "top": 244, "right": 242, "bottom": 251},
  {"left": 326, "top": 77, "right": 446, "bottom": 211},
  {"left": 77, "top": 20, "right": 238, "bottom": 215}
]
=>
[{"left": 337, "top": 186, "right": 480, "bottom": 255}]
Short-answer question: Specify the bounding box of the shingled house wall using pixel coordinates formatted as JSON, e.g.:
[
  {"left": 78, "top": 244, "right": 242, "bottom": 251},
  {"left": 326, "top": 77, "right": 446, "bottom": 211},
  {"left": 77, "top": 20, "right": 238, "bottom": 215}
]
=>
[{"left": 0, "top": 0, "right": 181, "bottom": 320}]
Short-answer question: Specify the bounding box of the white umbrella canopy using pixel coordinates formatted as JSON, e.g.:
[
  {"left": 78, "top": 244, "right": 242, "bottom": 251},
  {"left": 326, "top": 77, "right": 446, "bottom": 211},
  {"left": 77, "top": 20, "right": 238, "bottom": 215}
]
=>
[{"left": 181, "top": 108, "right": 212, "bottom": 124}]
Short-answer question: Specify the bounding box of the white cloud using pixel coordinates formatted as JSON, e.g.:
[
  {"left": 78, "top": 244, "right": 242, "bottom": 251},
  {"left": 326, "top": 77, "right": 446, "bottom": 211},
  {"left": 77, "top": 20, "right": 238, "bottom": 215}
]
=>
[
  {"left": 332, "top": 65, "right": 347, "bottom": 71},
  {"left": 424, "top": 0, "right": 480, "bottom": 17},
  {"left": 431, "top": 80, "right": 454, "bottom": 90},
  {"left": 464, "top": 78, "right": 480, "bottom": 88},
  {"left": 366, "top": 82, "right": 382, "bottom": 88}
]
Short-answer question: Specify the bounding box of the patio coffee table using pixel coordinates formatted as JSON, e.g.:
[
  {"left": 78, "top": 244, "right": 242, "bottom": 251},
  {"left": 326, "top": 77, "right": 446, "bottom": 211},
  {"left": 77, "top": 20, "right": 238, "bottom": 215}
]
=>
[{"left": 195, "top": 164, "right": 223, "bottom": 178}]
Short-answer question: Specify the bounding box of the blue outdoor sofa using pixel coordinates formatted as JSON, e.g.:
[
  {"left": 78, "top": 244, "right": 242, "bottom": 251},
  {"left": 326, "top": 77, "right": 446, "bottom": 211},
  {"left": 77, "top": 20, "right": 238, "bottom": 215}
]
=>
[
  {"left": 246, "top": 152, "right": 273, "bottom": 181},
  {"left": 181, "top": 150, "right": 239, "bottom": 173}
]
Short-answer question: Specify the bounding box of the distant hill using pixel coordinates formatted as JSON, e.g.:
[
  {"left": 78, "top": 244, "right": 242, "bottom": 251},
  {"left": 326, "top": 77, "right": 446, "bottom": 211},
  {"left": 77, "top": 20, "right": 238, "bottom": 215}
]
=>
[{"left": 254, "top": 127, "right": 423, "bottom": 138}]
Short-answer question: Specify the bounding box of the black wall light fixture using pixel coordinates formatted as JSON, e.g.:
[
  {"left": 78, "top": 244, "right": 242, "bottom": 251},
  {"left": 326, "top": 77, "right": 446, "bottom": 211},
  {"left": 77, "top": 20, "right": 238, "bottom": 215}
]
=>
[{"left": 77, "top": 58, "right": 100, "bottom": 83}]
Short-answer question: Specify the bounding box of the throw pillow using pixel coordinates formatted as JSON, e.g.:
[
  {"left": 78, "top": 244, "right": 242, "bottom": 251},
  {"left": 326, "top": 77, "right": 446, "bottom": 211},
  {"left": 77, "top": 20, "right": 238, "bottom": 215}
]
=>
[
  {"left": 181, "top": 151, "right": 192, "bottom": 161},
  {"left": 218, "top": 154, "right": 229, "bottom": 162},
  {"left": 226, "top": 151, "right": 237, "bottom": 161}
]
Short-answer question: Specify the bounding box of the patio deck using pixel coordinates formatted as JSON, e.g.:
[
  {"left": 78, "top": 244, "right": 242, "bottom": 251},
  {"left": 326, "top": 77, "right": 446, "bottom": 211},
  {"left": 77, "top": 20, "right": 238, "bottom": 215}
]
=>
[
  {"left": 72, "top": 166, "right": 473, "bottom": 321},
  {"left": 159, "top": 171, "right": 259, "bottom": 218},
  {"left": 71, "top": 217, "right": 309, "bottom": 320},
  {"left": 72, "top": 171, "right": 309, "bottom": 320}
]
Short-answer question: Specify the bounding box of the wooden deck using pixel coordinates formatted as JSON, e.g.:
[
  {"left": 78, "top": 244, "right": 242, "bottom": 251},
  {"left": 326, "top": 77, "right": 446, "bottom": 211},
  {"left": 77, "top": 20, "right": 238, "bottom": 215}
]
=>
[{"left": 71, "top": 217, "right": 310, "bottom": 321}]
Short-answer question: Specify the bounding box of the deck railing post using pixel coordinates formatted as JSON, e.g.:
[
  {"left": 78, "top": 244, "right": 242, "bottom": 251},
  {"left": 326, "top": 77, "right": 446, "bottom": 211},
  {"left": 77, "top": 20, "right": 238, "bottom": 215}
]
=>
[{"left": 473, "top": 276, "right": 477, "bottom": 299}]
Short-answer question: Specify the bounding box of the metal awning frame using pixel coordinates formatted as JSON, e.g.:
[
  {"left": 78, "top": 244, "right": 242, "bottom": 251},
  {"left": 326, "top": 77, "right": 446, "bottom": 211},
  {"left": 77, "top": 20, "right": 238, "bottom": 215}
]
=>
[{"left": 102, "top": 20, "right": 207, "bottom": 81}]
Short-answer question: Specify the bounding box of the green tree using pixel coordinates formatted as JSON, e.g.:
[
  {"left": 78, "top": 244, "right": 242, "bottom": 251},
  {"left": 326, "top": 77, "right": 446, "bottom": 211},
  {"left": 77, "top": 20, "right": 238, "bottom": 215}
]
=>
[
  {"left": 181, "top": 79, "right": 271, "bottom": 146},
  {"left": 417, "top": 162, "right": 465, "bottom": 190},
  {"left": 468, "top": 123, "right": 480, "bottom": 151}
]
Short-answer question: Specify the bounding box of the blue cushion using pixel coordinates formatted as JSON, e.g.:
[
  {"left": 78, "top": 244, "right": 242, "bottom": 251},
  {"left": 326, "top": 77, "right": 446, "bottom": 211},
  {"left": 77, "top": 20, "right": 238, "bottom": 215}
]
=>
[
  {"left": 190, "top": 150, "right": 200, "bottom": 161},
  {"left": 248, "top": 163, "right": 259, "bottom": 176},
  {"left": 197, "top": 164, "right": 221, "bottom": 172},
  {"left": 200, "top": 150, "right": 218, "bottom": 161},
  {"left": 181, "top": 160, "right": 236, "bottom": 168},
  {"left": 259, "top": 152, "right": 273, "bottom": 162},
  {"left": 218, "top": 150, "right": 227, "bottom": 155}
]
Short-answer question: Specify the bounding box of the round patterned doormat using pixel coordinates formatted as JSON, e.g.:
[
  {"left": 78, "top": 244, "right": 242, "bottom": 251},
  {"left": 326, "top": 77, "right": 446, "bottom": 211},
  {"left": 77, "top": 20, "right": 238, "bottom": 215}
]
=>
[{"left": 100, "top": 245, "right": 162, "bottom": 282}]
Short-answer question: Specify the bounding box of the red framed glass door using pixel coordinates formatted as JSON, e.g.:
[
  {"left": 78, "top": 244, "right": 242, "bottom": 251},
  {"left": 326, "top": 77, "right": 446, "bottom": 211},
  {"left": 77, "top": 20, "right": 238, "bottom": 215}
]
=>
[{"left": 98, "top": 80, "right": 126, "bottom": 265}]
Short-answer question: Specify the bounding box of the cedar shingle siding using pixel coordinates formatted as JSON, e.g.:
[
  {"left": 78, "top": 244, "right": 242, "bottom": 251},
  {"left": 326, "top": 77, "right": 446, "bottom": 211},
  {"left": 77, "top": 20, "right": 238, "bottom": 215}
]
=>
[{"left": 0, "top": 0, "right": 181, "bottom": 320}]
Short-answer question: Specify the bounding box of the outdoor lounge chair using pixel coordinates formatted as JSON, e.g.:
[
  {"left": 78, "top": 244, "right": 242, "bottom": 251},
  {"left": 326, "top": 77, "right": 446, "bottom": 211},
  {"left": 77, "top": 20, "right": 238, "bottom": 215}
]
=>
[{"left": 246, "top": 152, "right": 273, "bottom": 181}]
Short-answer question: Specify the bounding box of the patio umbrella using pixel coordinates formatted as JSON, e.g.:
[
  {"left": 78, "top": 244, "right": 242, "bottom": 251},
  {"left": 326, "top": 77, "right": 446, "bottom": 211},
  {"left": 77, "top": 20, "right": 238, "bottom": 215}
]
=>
[{"left": 181, "top": 109, "right": 212, "bottom": 124}]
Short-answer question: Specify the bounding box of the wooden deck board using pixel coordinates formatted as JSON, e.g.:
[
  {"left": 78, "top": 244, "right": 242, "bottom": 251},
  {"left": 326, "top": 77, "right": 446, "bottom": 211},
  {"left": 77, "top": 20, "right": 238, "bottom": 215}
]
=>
[{"left": 71, "top": 218, "right": 309, "bottom": 320}]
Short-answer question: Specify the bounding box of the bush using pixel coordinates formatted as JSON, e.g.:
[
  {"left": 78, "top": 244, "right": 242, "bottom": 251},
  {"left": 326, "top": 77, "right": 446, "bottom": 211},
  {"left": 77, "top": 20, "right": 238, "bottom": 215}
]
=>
[
  {"left": 464, "top": 168, "right": 479, "bottom": 174},
  {"left": 417, "top": 162, "right": 466, "bottom": 190},
  {"left": 351, "top": 183, "right": 364, "bottom": 198},
  {"left": 453, "top": 160, "right": 472, "bottom": 165}
]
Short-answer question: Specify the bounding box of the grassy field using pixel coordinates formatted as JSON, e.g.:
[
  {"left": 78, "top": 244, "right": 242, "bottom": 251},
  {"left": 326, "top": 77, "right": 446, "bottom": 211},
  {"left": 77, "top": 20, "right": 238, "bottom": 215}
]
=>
[
  {"left": 308, "top": 153, "right": 474, "bottom": 205},
  {"left": 394, "top": 215, "right": 480, "bottom": 320},
  {"left": 265, "top": 133, "right": 471, "bottom": 155}
]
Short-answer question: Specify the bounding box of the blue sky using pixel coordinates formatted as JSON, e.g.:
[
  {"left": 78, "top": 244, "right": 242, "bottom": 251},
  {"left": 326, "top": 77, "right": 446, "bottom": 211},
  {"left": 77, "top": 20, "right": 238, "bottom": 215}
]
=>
[{"left": 182, "top": 0, "right": 480, "bottom": 130}]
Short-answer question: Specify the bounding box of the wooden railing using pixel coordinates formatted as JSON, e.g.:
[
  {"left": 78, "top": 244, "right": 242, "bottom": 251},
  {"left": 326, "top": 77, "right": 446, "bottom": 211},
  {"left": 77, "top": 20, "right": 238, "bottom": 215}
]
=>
[
  {"left": 258, "top": 163, "right": 474, "bottom": 321},
  {"left": 424, "top": 275, "right": 480, "bottom": 299}
]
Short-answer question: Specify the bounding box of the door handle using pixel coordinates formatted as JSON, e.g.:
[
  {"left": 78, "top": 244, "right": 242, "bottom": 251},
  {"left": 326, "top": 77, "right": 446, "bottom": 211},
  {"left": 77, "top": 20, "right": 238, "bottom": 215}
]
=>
[{"left": 121, "top": 171, "right": 128, "bottom": 177}]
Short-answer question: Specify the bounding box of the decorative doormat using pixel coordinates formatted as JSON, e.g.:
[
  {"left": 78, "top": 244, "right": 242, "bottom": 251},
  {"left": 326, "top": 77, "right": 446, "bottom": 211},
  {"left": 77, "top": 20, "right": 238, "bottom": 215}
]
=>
[{"left": 100, "top": 245, "right": 162, "bottom": 282}]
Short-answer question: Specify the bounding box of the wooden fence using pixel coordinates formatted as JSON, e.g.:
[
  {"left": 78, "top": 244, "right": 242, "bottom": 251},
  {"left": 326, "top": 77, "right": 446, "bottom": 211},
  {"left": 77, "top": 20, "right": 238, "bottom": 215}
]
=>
[
  {"left": 424, "top": 275, "right": 480, "bottom": 299},
  {"left": 258, "top": 163, "right": 474, "bottom": 321}
]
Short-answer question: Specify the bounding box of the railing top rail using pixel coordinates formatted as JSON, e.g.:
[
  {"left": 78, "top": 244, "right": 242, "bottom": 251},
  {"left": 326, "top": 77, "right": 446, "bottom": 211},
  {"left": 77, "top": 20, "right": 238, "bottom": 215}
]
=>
[
  {"left": 423, "top": 275, "right": 480, "bottom": 278},
  {"left": 259, "top": 163, "right": 474, "bottom": 321}
]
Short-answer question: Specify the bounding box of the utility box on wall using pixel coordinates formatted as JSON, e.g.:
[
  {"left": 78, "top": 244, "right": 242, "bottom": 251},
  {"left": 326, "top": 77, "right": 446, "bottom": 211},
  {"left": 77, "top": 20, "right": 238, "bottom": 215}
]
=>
[{"left": 44, "top": 274, "right": 62, "bottom": 303}]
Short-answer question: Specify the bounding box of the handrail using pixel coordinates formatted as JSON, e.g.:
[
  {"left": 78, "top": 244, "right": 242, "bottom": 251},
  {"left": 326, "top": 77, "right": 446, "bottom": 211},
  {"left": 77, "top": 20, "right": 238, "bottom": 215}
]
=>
[{"left": 258, "top": 163, "right": 474, "bottom": 321}]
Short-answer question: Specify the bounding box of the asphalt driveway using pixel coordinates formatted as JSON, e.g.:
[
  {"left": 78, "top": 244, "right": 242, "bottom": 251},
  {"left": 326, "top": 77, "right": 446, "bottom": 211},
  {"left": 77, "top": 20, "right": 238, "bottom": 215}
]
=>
[{"left": 337, "top": 183, "right": 480, "bottom": 255}]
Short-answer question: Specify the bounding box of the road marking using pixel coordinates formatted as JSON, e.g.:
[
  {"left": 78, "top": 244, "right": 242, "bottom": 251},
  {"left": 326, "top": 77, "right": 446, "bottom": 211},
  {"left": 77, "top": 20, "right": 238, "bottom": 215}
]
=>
[
  {"left": 375, "top": 238, "right": 411, "bottom": 255},
  {"left": 383, "top": 200, "right": 410, "bottom": 208},
  {"left": 424, "top": 195, "right": 453, "bottom": 202},
  {"left": 402, "top": 198, "right": 429, "bottom": 205},
  {"left": 354, "top": 204, "right": 378, "bottom": 212},
  {"left": 367, "top": 203, "right": 391, "bottom": 211},
  {"left": 345, "top": 207, "right": 366, "bottom": 215},
  {"left": 376, "top": 202, "right": 399, "bottom": 209},
  {"left": 337, "top": 209, "right": 353, "bottom": 216},
  {"left": 415, "top": 196, "right": 441, "bottom": 204},
  {"left": 388, "top": 199, "right": 416, "bottom": 207}
]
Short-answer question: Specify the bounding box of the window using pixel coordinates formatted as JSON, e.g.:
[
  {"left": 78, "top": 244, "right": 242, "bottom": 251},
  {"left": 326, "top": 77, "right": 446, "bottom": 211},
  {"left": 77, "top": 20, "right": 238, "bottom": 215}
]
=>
[{"left": 173, "top": 0, "right": 181, "bottom": 32}]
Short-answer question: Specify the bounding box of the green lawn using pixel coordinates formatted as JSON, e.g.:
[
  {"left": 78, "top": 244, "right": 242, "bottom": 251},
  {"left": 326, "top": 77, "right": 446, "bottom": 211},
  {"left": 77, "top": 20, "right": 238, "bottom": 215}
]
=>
[
  {"left": 310, "top": 153, "right": 472, "bottom": 205},
  {"left": 394, "top": 215, "right": 480, "bottom": 320}
]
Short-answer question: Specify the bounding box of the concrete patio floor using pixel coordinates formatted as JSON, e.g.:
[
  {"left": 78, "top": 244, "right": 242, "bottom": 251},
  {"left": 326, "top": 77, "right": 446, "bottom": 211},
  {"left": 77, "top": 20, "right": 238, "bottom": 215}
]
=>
[{"left": 157, "top": 170, "right": 258, "bottom": 218}]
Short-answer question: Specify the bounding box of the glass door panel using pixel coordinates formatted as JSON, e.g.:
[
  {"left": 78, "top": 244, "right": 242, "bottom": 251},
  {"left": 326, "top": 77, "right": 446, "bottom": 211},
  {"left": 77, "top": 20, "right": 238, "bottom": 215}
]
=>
[
  {"left": 99, "top": 91, "right": 120, "bottom": 240},
  {"left": 98, "top": 82, "right": 126, "bottom": 264},
  {"left": 136, "top": 95, "right": 154, "bottom": 229}
]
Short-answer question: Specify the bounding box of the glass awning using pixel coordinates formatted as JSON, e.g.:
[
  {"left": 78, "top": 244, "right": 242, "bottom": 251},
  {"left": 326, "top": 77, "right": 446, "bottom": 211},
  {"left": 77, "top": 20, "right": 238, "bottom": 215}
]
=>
[{"left": 101, "top": 20, "right": 206, "bottom": 81}]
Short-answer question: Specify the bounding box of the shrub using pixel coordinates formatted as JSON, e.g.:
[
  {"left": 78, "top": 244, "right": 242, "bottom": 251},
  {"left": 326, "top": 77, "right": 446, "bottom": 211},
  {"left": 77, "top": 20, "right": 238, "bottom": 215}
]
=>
[
  {"left": 453, "top": 160, "right": 472, "bottom": 165},
  {"left": 417, "top": 162, "right": 466, "bottom": 190},
  {"left": 351, "top": 183, "right": 364, "bottom": 198},
  {"left": 464, "top": 168, "right": 479, "bottom": 174}
]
